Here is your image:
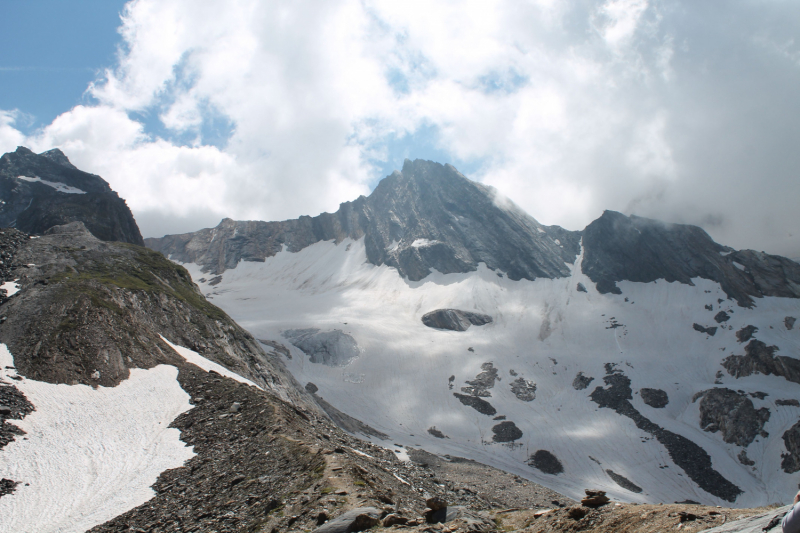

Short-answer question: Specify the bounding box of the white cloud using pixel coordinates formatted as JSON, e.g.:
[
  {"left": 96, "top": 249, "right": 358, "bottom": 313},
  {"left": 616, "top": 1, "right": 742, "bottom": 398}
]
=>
[{"left": 1, "top": 0, "right": 798, "bottom": 259}]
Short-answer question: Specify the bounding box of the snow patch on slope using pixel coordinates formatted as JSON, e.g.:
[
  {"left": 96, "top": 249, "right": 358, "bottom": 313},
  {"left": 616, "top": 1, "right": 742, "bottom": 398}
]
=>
[
  {"left": 0, "top": 344, "right": 194, "bottom": 533},
  {"left": 180, "top": 238, "right": 800, "bottom": 507},
  {"left": 15, "top": 176, "right": 86, "bottom": 194},
  {"left": 160, "top": 335, "right": 261, "bottom": 389}
]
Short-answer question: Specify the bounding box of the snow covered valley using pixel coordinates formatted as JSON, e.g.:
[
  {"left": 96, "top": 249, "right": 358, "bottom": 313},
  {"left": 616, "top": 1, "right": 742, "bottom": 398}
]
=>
[{"left": 182, "top": 237, "right": 800, "bottom": 508}]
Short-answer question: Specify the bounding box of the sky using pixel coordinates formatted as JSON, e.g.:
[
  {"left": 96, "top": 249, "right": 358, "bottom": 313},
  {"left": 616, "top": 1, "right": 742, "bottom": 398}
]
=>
[{"left": 0, "top": 1, "right": 798, "bottom": 259}]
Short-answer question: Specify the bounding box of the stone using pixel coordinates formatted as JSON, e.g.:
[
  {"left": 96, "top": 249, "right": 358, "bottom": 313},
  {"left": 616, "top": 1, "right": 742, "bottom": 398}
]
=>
[
  {"left": 786, "top": 316, "right": 797, "bottom": 330},
  {"left": 510, "top": 377, "right": 536, "bottom": 401},
  {"left": 312, "top": 507, "right": 382, "bottom": 533},
  {"left": 0, "top": 405, "right": 11, "bottom": 416},
  {"left": 421, "top": 309, "right": 493, "bottom": 332},
  {"left": 693, "top": 323, "right": 717, "bottom": 336},
  {"left": 576, "top": 282, "right": 587, "bottom": 293},
  {"left": 452, "top": 393, "right": 496, "bottom": 416},
  {"left": 580, "top": 490, "right": 610, "bottom": 508},
  {"left": 382, "top": 514, "right": 407, "bottom": 527},
  {"left": 714, "top": 311, "right": 730, "bottom": 323},
  {"left": 426, "top": 496, "right": 448, "bottom": 511},
  {"left": 640, "top": 388, "right": 669, "bottom": 408},
  {"left": 230, "top": 402, "right": 241, "bottom": 413},
  {"left": 736, "top": 325, "right": 758, "bottom": 343}
]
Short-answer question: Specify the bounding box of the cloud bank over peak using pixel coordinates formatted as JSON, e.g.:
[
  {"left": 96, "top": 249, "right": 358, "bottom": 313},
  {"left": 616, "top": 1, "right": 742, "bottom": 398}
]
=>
[{"left": 1, "top": 0, "right": 798, "bottom": 259}]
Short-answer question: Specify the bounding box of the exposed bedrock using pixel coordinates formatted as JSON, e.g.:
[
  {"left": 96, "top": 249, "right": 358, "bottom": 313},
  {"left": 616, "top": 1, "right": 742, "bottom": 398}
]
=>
[
  {"left": 605, "top": 470, "right": 643, "bottom": 493},
  {"left": 590, "top": 368, "right": 742, "bottom": 502},
  {"left": 421, "top": 309, "right": 492, "bottom": 331},
  {"left": 714, "top": 311, "right": 730, "bottom": 323},
  {"left": 786, "top": 316, "right": 797, "bottom": 330},
  {"left": 572, "top": 372, "right": 594, "bottom": 390},
  {"left": 0, "top": 147, "right": 144, "bottom": 245},
  {"left": 736, "top": 325, "right": 758, "bottom": 343},
  {"left": 640, "top": 388, "right": 669, "bottom": 408},
  {"left": 693, "top": 388, "right": 770, "bottom": 447},
  {"left": 460, "top": 363, "right": 497, "bottom": 397},
  {"left": 510, "top": 377, "right": 536, "bottom": 401},
  {"left": 782, "top": 421, "right": 800, "bottom": 473},
  {"left": 282, "top": 328, "right": 360, "bottom": 367},
  {"left": 580, "top": 210, "right": 800, "bottom": 306},
  {"left": 722, "top": 339, "right": 800, "bottom": 385},
  {"left": 777, "top": 399, "right": 800, "bottom": 407},
  {"left": 692, "top": 323, "right": 717, "bottom": 336},
  {"left": 452, "top": 393, "right": 496, "bottom": 416},
  {"left": 527, "top": 450, "right": 564, "bottom": 475},
  {"left": 491, "top": 421, "right": 523, "bottom": 443}
]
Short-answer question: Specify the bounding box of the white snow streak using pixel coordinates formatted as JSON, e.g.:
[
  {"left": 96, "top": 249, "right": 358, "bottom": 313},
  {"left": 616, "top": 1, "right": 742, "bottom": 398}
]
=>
[
  {"left": 160, "top": 335, "right": 261, "bottom": 389},
  {"left": 15, "top": 176, "right": 86, "bottom": 194},
  {"left": 0, "top": 345, "right": 194, "bottom": 533}
]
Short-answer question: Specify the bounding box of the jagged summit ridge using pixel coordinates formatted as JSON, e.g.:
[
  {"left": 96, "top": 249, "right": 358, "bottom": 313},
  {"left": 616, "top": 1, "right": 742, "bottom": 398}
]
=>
[
  {"left": 0, "top": 146, "right": 144, "bottom": 245},
  {"left": 148, "top": 159, "right": 800, "bottom": 307},
  {"left": 147, "top": 159, "right": 581, "bottom": 281}
]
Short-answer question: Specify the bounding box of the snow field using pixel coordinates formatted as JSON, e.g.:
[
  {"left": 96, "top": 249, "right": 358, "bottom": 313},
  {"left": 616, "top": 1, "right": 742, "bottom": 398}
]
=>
[
  {"left": 183, "top": 237, "right": 800, "bottom": 507},
  {"left": 0, "top": 344, "right": 194, "bottom": 533}
]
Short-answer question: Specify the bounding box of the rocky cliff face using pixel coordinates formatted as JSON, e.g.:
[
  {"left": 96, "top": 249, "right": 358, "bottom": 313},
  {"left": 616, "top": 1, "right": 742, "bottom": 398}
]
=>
[
  {"left": 148, "top": 161, "right": 800, "bottom": 309},
  {"left": 146, "top": 159, "right": 581, "bottom": 281},
  {"left": 581, "top": 210, "right": 800, "bottom": 306},
  {"left": 0, "top": 147, "right": 143, "bottom": 246}
]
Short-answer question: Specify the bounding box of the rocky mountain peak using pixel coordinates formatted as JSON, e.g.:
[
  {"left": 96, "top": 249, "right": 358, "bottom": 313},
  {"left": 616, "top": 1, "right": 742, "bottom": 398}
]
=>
[{"left": 0, "top": 146, "right": 144, "bottom": 246}]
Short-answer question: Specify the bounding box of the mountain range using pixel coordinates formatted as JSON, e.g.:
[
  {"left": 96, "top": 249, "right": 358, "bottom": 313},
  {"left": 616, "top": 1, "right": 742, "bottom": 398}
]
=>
[{"left": 0, "top": 148, "right": 798, "bottom": 533}]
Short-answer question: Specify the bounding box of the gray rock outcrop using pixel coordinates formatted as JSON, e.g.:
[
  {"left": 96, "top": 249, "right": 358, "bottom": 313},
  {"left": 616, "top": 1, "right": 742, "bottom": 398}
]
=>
[
  {"left": 491, "top": 421, "right": 523, "bottom": 442},
  {"left": 312, "top": 507, "right": 382, "bottom": 533},
  {"left": 640, "top": 388, "right": 669, "bottom": 408},
  {"left": 693, "top": 388, "right": 770, "bottom": 447},
  {"left": 722, "top": 339, "right": 800, "bottom": 385},
  {"left": 527, "top": 450, "right": 564, "bottom": 475},
  {"left": 782, "top": 420, "right": 800, "bottom": 473},
  {"left": 510, "top": 377, "right": 536, "bottom": 401},
  {"left": 580, "top": 210, "right": 800, "bottom": 306},
  {"left": 572, "top": 372, "right": 594, "bottom": 390},
  {"left": 282, "top": 329, "right": 360, "bottom": 367},
  {"left": 421, "top": 309, "right": 492, "bottom": 331}
]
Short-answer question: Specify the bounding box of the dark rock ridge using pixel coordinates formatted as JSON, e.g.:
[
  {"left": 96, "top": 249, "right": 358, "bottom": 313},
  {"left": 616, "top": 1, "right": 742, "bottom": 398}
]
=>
[
  {"left": 421, "top": 309, "right": 492, "bottom": 331},
  {"left": 782, "top": 421, "right": 800, "bottom": 473},
  {"left": 0, "top": 147, "right": 143, "bottom": 246},
  {"left": 148, "top": 161, "right": 800, "bottom": 307},
  {"left": 693, "top": 388, "right": 770, "bottom": 447},
  {"left": 282, "top": 328, "right": 360, "bottom": 367},
  {"left": 580, "top": 210, "right": 800, "bottom": 306},
  {"left": 722, "top": 339, "right": 800, "bottom": 385},
  {"left": 589, "top": 367, "right": 742, "bottom": 502},
  {"left": 640, "top": 388, "right": 669, "bottom": 408},
  {"left": 777, "top": 399, "right": 800, "bottom": 407},
  {"left": 147, "top": 159, "right": 580, "bottom": 281},
  {"left": 528, "top": 450, "right": 564, "bottom": 475},
  {"left": 605, "top": 470, "right": 643, "bottom": 493}
]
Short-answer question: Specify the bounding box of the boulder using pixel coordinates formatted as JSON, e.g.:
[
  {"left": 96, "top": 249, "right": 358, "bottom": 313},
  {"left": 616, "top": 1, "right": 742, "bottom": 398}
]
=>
[
  {"left": 312, "top": 507, "right": 382, "bottom": 533},
  {"left": 421, "top": 309, "right": 492, "bottom": 331},
  {"left": 580, "top": 490, "right": 610, "bottom": 508}
]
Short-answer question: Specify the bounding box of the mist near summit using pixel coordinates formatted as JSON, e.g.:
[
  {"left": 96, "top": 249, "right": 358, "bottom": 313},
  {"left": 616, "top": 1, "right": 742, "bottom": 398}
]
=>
[{"left": 1, "top": 0, "right": 798, "bottom": 259}]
